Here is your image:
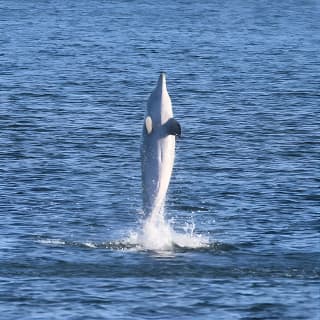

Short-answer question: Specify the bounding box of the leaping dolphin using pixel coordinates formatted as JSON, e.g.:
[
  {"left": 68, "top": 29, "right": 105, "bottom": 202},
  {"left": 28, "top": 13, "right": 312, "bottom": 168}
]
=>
[{"left": 141, "top": 73, "right": 181, "bottom": 215}]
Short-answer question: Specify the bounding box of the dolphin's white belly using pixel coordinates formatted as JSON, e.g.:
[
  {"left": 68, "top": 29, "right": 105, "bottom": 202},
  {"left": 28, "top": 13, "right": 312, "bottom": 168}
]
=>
[{"left": 142, "top": 131, "right": 176, "bottom": 214}]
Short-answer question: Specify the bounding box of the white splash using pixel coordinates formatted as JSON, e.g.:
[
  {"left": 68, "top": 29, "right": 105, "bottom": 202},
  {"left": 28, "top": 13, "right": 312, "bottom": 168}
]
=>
[{"left": 127, "top": 207, "right": 208, "bottom": 252}]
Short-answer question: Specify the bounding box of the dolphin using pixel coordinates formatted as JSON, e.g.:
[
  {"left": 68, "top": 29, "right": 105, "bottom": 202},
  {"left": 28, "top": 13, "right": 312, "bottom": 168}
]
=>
[{"left": 141, "top": 73, "right": 181, "bottom": 215}]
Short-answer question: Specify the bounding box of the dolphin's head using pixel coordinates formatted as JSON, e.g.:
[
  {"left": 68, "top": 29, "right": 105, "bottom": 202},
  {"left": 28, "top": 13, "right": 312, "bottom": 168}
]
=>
[{"left": 146, "top": 72, "right": 173, "bottom": 124}]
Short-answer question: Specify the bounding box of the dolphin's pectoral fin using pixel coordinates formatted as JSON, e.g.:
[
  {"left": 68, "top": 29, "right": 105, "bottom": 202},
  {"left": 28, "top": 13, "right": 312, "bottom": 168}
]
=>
[
  {"left": 145, "top": 116, "right": 153, "bottom": 134},
  {"left": 166, "top": 118, "right": 181, "bottom": 137}
]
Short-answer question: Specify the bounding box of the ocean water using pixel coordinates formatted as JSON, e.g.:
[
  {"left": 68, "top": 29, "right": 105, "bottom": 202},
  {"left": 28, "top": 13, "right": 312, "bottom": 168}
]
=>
[{"left": 1, "top": 0, "right": 319, "bottom": 319}]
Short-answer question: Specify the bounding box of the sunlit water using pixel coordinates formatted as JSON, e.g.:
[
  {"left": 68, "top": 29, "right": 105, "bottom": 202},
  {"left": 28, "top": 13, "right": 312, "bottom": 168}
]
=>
[{"left": 1, "top": 0, "right": 320, "bottom": 319}]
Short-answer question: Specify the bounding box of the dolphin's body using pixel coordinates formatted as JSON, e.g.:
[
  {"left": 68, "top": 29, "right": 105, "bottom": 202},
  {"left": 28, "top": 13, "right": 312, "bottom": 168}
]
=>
[{"left": 141, "top": 73, "right": 181, "bottom": 215}]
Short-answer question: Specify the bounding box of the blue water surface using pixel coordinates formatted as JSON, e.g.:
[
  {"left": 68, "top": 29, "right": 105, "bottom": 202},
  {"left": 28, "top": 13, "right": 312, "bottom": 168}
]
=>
[{"left": 1, "top": 0, "right": 319, "bottom": 319}]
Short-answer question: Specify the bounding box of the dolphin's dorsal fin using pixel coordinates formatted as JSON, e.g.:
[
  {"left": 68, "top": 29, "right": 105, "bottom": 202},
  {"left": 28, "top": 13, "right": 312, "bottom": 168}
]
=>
[
  {"left": 145, "top": 116, "right": 153, "bottom": 134},
  {"left": 166, "top": 118, "right": 181, "bottom": 137}
]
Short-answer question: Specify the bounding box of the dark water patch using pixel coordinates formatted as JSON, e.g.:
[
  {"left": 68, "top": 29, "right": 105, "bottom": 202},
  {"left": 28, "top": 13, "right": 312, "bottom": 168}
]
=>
[
  {"left": 1, "top": 254, "right": 318, "bottom": 280},
  {"left": 172, "top": 205, "right": 210, "bottom": 212}
]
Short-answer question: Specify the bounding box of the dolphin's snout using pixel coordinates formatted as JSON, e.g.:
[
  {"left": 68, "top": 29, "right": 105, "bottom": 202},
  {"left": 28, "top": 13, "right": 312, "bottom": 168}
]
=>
[{"left": 157, "top": 72, "right": 167, "bottom": 90}]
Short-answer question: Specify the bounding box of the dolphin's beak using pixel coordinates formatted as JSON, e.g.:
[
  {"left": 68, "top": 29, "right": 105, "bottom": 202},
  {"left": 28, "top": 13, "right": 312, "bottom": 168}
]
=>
[{"left": 157, "top": 72, "right": 167, "bottom": 90}]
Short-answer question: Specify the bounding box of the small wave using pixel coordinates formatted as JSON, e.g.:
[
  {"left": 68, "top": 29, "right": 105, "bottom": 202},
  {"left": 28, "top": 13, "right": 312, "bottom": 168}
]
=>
[
  {"left": 37, "top": 238, "right": 66, "bottom": 245},
  {"left": 82, "top": 241, "right": 97, "bottom": 248}
]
